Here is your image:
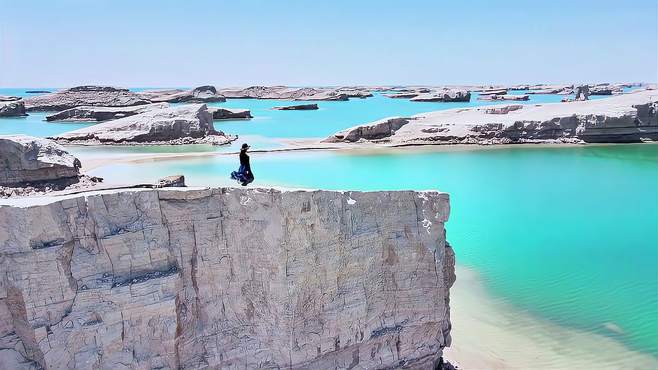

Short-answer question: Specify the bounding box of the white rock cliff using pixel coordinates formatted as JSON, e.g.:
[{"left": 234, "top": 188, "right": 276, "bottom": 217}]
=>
[{"left": 0, "top": 187, "right": 454, "bottom": 369}]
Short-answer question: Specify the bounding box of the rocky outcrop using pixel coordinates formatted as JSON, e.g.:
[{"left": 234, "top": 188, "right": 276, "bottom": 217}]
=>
[
  {"left": 477, "top": 94, "right": 529, "bottom": 101},
  {"left": 574, "top": 85, "right": 590, "bottom": 101},
  {"left": 410, "top": 90, "right": 471, "bottom": 102},
  {"left": 23, "top": 86, "right": 151, "bottom": 112},
  {"left": 477, "top": 89, "right": 508, "bottom": 96},
  {"left": 0, "top": 187, "right": 454, "bottom": 369},
  {"left": 325, "top": 89, "right": 658, "bottom": 145},
  {"left": 589, "top": 85, "right": 623, "bottom": 96},
  {"left": 157, "top": 175, "right": 186, "bottom": 187},
  {"left": 45, "top": 103, "right": 169, "bottom": 122},
  {"left": 0, "top": 96, "right": 21, "bottom": 102},
  {"left": 334, "top": 88, "right": 374, "bottom": 99},
  {"left": 384, "top": 92, "right": 420, "bottom": 99},
  {"left": 52, "top": 104, "right": 235, "bottom": 145},
  {"left": 0, "top": 100, "right": 27, "bottom": 117},
  {"left": 218, "top": 86, "right": 349, "bottom": 101},
  {"left": 206, "top": 107, "right": 252, "bottom": 120},
  {"left": 0, "top": 135, "right": 81, "bottom": 186},
  {"left": 137, "top": 86, "right": 226, "bottom": 103},
  {"left": 272, "top": 103, "right": 319, "bottom": 111},
  {"left": 483, "top": 105, "right": 523, "bottom": 114},
  {"left": 324, "top": 117, "right": 411, "bottom": 142}
]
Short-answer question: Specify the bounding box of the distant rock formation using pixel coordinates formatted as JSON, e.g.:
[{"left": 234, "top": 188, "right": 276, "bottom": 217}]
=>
[
  {"left": 23, "top": 86, "right": 151, "bottom": 112},
  {"left": 0, "top": 187, "right": 454, "bottom": 369},
  {"left": 272, "top": 103, "right": 319, "bottom": 110},
  {"left": 384, "top": 92, "right": 420, "bottom": 99},
  {"left": 218, "top": 86, "right": 349, "bottom": 101},
  {"left": 334, "top": 87, "right": 374, "bottom": 98},
  {"left": 206, "top": 107, "right": 252, "bottom": 119},
  {"left": 0, "top": 96, "right": 21, "bottom": 102},
  {"left": 589, "top": 85, "right": 623, "bottom": 96},
  {"left": 136, "top": 86, "right": 226, "bottom": 103},
  {"left": 46, "top": 103, "right": 169, "bottom": 122},
  {"left": 325, "top": 117, "right": 411, "bottom": 142},
  {"left": 410, "top": 89, "right": 471, "bottom": 102},
  {"left": 478, "top": 89, "right": 508, "bottom": 96},
  {"left": 52, "top": 104, "right": 235, "bottom": 145},
  {"left": 325, "top": 89, "right": 658, "bottom": 145},
  {"left": 477, "top": 94, "right": 529, "bottom": 101},
  {"left": 0, "top": 100, "right": 27, "bottom": 117},
  {"left": 575, "top": 85, "right": 590, "bottom": 101},
  {"left": 484, "top": 105, "right": 523, "bottom": 114},
  {"left": 526, "top": 85, "right": 572, "bottom": 94},
  {"left": 0, "top": 135, "right": 81, "bottom": 186}
]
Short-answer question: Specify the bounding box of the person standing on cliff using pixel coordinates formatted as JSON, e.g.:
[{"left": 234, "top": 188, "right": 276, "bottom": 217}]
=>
[{"left": 231, "top": 143, "right": 255, "bottom": 186}]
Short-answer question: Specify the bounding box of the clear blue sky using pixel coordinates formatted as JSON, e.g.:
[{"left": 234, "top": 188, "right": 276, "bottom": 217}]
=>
[{"left": 0, "top": 0, "right": 656, "bottom": 87}]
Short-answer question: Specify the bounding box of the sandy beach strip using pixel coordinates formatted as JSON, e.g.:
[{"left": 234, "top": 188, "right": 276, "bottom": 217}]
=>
[{"left": 446, "top": 265, "right": 658, "bottom": 369}]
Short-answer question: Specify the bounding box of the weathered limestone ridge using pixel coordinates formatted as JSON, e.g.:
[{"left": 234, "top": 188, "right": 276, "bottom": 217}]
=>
[
  {"left": 325, "top": 89, "right": 658, "bottom": 145},
  {"left": 0, "top": 187, "right": 454, "bottom": 369}
]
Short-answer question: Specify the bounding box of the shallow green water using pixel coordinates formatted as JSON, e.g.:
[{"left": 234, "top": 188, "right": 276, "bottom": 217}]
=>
[{"left": 89, "top": 144, "right": 658, "bottom": 357}]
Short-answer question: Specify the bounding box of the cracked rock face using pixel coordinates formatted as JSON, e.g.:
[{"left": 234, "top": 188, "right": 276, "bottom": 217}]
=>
[
  {"left": 326, "top": 89, "right": 658, "bottom": 145},
  {"left": 0, "top": 187, "right": 454, "bottom": 369},
  {"left": 23, "top": 86, "right": 151, "bottom": 112},
  {"left": 207, "top": 107, "right": 253, "bottom": 120},
  {"left": 0, "top": 135, "right": 81, "bottom": 186},
  {"left": 51, "top": 104, "right": 234, "bottom": 145},
  {"left": 45, "top": 103, "right": 170, "bottom": 122},
  {"left": 0, "top": 100, "right": 27, "bottom": 117},
  {"left": 137, "top": 86, "right": 227, "bottom": 104}
]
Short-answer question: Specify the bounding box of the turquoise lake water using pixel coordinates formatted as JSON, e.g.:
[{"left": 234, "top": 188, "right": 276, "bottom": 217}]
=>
[
  {"left": 1, "top": 87, "right": 656, "bottom": 359},
  {"left": 88, "top": 143, "right": 658, "bottom": 358}
]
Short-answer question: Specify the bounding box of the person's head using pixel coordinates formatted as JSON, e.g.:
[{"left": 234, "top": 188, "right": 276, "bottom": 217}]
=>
[{"left": 241, "top": 143, "right": 250, "bottom": 152}]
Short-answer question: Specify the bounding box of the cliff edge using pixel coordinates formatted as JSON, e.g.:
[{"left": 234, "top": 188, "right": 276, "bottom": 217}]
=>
[{"left": 0, "top": 187, "right": 454, "bottom": 369}]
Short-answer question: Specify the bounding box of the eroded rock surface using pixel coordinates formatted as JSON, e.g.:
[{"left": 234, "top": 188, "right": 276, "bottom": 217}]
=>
[
  {"left": 0, "top": 100, "right": 27, "bottom": 117},
  {"left": 52, "top": 104, "right": 235, "bottom": 145},
  {"left": 0, "top": 187, "right": 454, "bottom": 369},
  {"left": 45, "top": 103, "right": 169, "bottom": 122},
  {"left": 325, "top": 89, "right": 658, "bottom": 145},
  {"left": 410, "top": 90, "right": 471, "bottom": 102},
  {"left": 0, "top": 135, "right": 81, "bottom": 186},
  {"left": 23, "top": 86, "right": 151, "bottom": 112},
  {"left": 272, "top": 103, "right": 319, "bottom": 111},
  {"left": 207, "top": 107, "right": 253, "bottom": 120},
  {"left": 218, "top": 86, "right": 349, "bottom": 101},
  {"left": 478, "top": 94, "right": 529, "bottom": 101},
  {"left": 137, "top": 86, "right": 226, "bottom": 103}
]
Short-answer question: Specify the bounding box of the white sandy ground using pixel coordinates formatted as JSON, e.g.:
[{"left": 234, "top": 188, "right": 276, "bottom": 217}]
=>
[{"left": 446, "top": 266, "right": 658, "bottom": 370}]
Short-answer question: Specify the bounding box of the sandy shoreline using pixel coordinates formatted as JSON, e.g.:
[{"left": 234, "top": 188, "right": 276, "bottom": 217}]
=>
[
  {"left": 71, "top": 139, "right": 658, "bottom": 172},
  {"left": 446, "top": 266, "right": 658, "bottom": 369}
]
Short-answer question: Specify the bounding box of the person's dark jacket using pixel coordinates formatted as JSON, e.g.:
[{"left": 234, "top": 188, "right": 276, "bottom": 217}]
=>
[{"left": 239, "top": 150, "right": 251, "bottom": 171}]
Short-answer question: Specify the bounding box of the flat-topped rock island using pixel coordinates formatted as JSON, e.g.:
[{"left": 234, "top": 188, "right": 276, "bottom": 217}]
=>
[
  {"left": 51, "top": 104, "right": 236, "bottom": 146},
  {"left": 325, "top": 89, "right": 658, "bottom": 145}
]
